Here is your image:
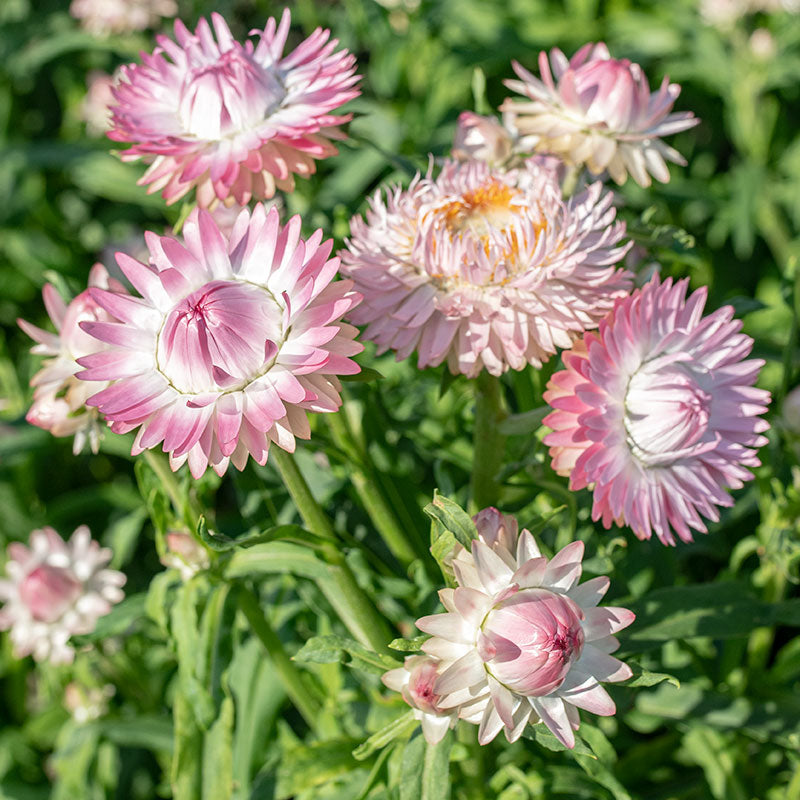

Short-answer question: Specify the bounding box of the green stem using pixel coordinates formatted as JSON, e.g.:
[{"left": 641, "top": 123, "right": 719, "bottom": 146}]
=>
[
  {"left": 238, "top": 586, "right": 321, "bottom": 730},
  {"left": 270, "top": 447, "right": 393, "bottom": 652},
  {"left": 326, "top": 413, "right": 418, "bottom": 567},
  {"left": 469, "top": 373, "right": 507, "bottom": 513},
  {"left": 143, "top": 449, "right": 202, "bottom": 529}
]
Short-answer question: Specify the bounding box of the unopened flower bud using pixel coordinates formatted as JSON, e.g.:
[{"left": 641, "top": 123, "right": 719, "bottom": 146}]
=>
[{"left": 452, "top": 112, "right": 513, "bottom": 165}]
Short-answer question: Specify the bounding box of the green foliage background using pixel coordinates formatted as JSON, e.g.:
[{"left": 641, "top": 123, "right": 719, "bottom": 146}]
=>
[{"left": 0, "top": 0, "right": 799, "bottom": 798}]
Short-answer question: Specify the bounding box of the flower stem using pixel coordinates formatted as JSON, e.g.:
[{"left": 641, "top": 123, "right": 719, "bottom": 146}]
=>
[
  {"left": 270, "top": 447, "right": 393, "bottom": 652},
  {"left": 238, "top": 586, "right": 321, "bottom": 730},
  {"left": 142, "top": 448, "right": 202, "bottom": 529},
  {"left": 470, "top": 372, "right": 507, "bottom": 513},
  {"left": 326, "top": 412, "right": 418, "bottom": 568}
]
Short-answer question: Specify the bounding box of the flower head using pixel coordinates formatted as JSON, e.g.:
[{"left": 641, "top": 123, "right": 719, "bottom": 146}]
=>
[
  {"left": 0, "top": 526, "right": 125, "bottom": 664},
  {"left": 417, "top": 507, "right": 633, "bottom": 747},
  {"left": 382, "top": 655, "right": 460, "bottom": 743},
  {"left": 500, "top": 44, "right": 699, "bottom": 187},
  {"left": 76, "top": 204, "right": 362, "bottom": 478},
  {"left": 452, "top": 112, "right": 514, "bottom": 166},
  {"left": 161, "top": 532, "right": 211, "bottom": 581},
  {"left": 341, "top": 158, "right": 631, "bottom": 377},
  {"left": 109, "top": 11, "right": 360, "bottom": 207},
  {"left": 543, "top": 275, "right": 770, "bottom": 545},
  {"left": 70, "top": 0, "right": 177, "bottom": 35},
  {"left": 18, "top": 265, "right": 123, "bottom": 454}
]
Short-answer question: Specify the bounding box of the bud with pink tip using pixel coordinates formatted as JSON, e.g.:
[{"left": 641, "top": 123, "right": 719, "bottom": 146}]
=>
[
  {"left": 160, "top": 532, "right": 211, "bottom": 581},
  {"left": 452, "top": 112, "right": 514, "bottom": 166},
  {"left": 0, "top": 526, "right": 126, "bottom": 664},
  {"left": 382, "top": 655, "right": 461, "bottom": 744},
  {"left": 416, "top": 508, "right": 634, "bottom": 747}
]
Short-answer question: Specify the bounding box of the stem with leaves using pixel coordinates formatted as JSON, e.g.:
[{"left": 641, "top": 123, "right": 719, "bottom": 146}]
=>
[
  {"left": 270, "top": 447, "right": 393, "bottom": 653},
  {"left": 469, "top": 372, "right": 507, "bottom": 513}
]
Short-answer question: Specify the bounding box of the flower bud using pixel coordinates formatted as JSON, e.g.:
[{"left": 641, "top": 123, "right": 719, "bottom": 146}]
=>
[{"left": 452, "top": 112, "right": 513, "bottom": 165}]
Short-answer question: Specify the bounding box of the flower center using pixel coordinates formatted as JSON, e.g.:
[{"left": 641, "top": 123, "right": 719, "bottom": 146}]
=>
[
  {"left": 406, "top": 659, "right": 441, "bottom": 713},
  {"left": 624, "top": 356, "right": 712, "bottom": 467},
  {"left": 157, "top": 280, "right": 283, "bottom": 394},
  {"left": 440, "top": 180, "right": 519, "bottom": 236},
  {"left": 179, "top": 47, "right": 285, "bottom": 139},
  {"left": 481, "top": 588, "right": 584, "bottom": 696},
  {"left": 20, "top": 565, "right": 83, "bottom": 623}
]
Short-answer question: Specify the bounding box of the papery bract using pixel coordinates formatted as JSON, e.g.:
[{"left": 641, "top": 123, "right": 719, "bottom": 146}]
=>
[
  {"left": 501, "top": 43, "right": 699, "bottom": 187},
  {"left": 0, "top": 526, "right": 126, "bottom": 664},
  {"left": 417, "top": 507, "right": 634, "bottom": 747},
  {"left": 109, "top": 10, "right": 360, "bottom": 206},
  {"left": 543, "top": 275, "right": 770, "bottom": 545},
  {"left": 341, "top": 158, "right": 631, "bottom": 377},
  {"left": 77, "top": 204, "right": 362, "bottom": 479},
  {"left": 382, "top": 655, "right": 460, "bottom": 744},
  {"left": 18, "top": 264, "right": 124, "bottom": 454}
]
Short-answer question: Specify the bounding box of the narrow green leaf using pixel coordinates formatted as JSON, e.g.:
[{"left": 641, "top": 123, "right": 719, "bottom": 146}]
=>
[
  {"left": 388, "top": 635, "right": 430, "bottom": 652},
  {"left": 498, "top": 407, "right": 549, "bottom": 436},
  {"left": 340, "top": 367, "right": 385, "bottom": 383},
  {"left": 399, "top": 732, "right": 453, "bottom": 800},
  {"left": 424, "top": 492, "right": 477, "bottom": 550},
  {"left": 224, "top": 541, "right": 330, "bottom": 580},
  {"left": 99, "top": 716, "right": 173, "bottom": 754},
  {"left": 202, "top": 697, "right": 234, "bottom": 800},
  {"left": 198, "top": 516, "right": 319, "bottom": 552},
  {"left": 171, "top": 691, "right": 203, "bottom": 800},
  {"left": 619, "top": 661, "right": 680, "bottom": 689},
  {"left": 353, "top": 710, "right": 417, "bottom": 760},
  {"left": 275, "top": 740, "right": 360, "bottom": 799},
  {"left": 293, "top": 635, "right": 401, "bottom": 674},
  {"left": 523, "top": 724, "right": 596, "bottom": 757}
]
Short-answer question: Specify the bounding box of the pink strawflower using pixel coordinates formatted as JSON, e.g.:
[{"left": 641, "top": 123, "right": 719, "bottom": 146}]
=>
[
  {"left": 340, "top": 158, "right": 631, "bottom": 377},
  {"left": 160, "top": 531, "right": 211, "bottom": 581},
  {"left": 18, "top": 265, "right": 124, "bottom": 454},
  {"left": 82, "top": 71, "right": 116, "bottom": 137},
  {"left": 109, "top": 10, "right": 360, "bottom": 207},
  {"left": 0, "top": 526, "right": 126, "bottom": 664},
  {"left": 382, "top": 655, "right": 461, "bottom": 744},
  {"left": 70, "top": 0, "right": 177, "bottom": 35},
  {"left": 452, "top": 112, "right": 514, "bottom": 166},
  {"left": 76, "top": 205, "right": 362, "bottom": 479},
  {"left": 543, "top": 275, "right": 770, "bottom": 545},
  {"left": 417, "top": 508, "right": 634, "bottom": 747},
  {"left": 500, "top": 44, "right": 699, "bottom": 187}
]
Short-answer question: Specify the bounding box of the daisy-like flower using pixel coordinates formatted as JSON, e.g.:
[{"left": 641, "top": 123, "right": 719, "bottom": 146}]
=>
[
  {"left": 18, "top": 265, "right": 124, "bottom": 454},
  {"left": 543, "top": 275, "right": 770, "bottom": 545},
  {"left": 76, "top": 204, "right": 362, "bottom": 479},
  {"left": 70, "top": 0, "right": 177, "bottom": 35},
  {"left": 0, "top": 526, "right": 126, "bottom": 664},
  {"left": 416, "top": 507, "right": 634, "bottom": 747},
  {"left": 382, "top": 655, "right": 461, "bottom": 744},
  {"left": 109, "top": 10, "right": 360, "bottom": 207},
  {"left": 341, "top": 158, "right": 631, "bottom": 377},
  {"left": 500, "top": 43, "right": 699, "bottom": 187}
]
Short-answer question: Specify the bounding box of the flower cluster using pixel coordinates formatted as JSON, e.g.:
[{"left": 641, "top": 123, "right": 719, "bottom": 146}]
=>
[
  {"left": 109, "top": 10, "right": 360, "bottom": 207},
  {"left": 500, "top": 43, "right": 699, "bottom": 186},
  {"left": 341, "top": 157, "right": 631, "bottom": 377},
  {"left": 19, "top": 264, "right": 124, "bottom": 455},
  {"left": 385, "top": 509, "right": 634, "bottom": 747},
  {"left": 0, "top": 527, "right": 125, "bottom": 664},
  {"left": 543, "top": 275, "right": 771, "bottom": 545},
  {"left": 76, "top": 205, "right": 362, "bottom": 478}
]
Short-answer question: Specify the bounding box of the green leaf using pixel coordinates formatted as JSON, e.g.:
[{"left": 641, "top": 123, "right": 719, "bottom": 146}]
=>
[
  {"left": 171, "top": 691, "right": 203, "bottom": 800},
  {"left": 498, "top": 407, "right": 549, "bottom": 436},
  {"left": 275, "top": 740, "right": 361, "bottom": 799},
  {"left": 223, "top": 541, "right": 330, "bottom": 581},
  {"left": 293, "top": 635, "right": 401, "bottom": 675},
  {"left": 399, "top": 732, "right": 453, "bottom": 800},
  {"left": 72, "top": 593, "right": 146, "bottom": 644},
  {"left": 202, "top": 696, "right": 234, "bottom": 800},
  {"left": 99, "top": 716, "right": 173, "bottom": 754},
  {"left": 424, "top": 492, "right": 477, "bottom": 550},
  {"left": 619, "top": 662, "right": 680, "bottom": 689},
  {"left": 353, "top": 710, "right": 417, "bottom": 761},
  {"left": 340, "top": 367, "right": 385, "bottom": 383},
  {"left": 523, "top": 724, "right": 596, "bottom": 757},
  {"left": 198, "top": 516, "right": 319, "bottom": 552},
  {"left": 388, "top": 635, "right": 430, "bottom": 652}
]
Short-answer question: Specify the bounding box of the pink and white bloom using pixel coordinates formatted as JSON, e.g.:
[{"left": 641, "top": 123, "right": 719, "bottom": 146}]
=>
[
  {"left": 160, "top": 532, "right": 211, "bottom": 581},
  {"left": 82, "top": 71, "right": 116, "bottom": 137},
  {"left": 76, "top": 204, "right": 362, "bottom": 478},
  {"left": 109, "top": 11, "right": 360, "bottom": 207},
  {"left": 0, "top": 526, "right": 126, "bottom": 664},
  {"left": 452, "top": 112, "right": 514, "bottom": 166},
  {"left": 543, "top": 275, "right": 770, "bottom": 545},
  {"left": 18, "top": 265, "right": 124, "bottom": 454},
  {"left": 341, "top": 158, "right": 631, "bottom": 377},
  {"left": 70, "top": 0, "right": 177, "bottom": 35},
  {"left": 382, "top": 655, "right": 460, "bottom": 744},
  {"left": 417, "top": 508, "right": 634, "bottom": 747},
  {"left": 500, "top": 44, "right": 699, "bottom": 187}
]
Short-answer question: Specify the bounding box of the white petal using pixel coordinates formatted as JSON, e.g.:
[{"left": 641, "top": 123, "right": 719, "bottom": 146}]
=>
[
  {"left": 576, "top": 644, "right": 632, "bottom": 683},
  {"left": 531, "top": 695, "right": 574, "bottom": 749},
  {"left": 568, "top": 576, "right": 610, "bottom": 608},
  {"left": 582, "top": 606, "right": 635, "bottom": 640},
  {"left": 542, "top": 541, "right": 584, "bottom": 591},
  {"left": 435, "top": 649, "right": 486, "bottom": 695},
  {"left": 472, "top": 540, "right": 515, "bottom": 595},
  {"left": 478, "top": 701, "right": 504, "bottom": 745}
]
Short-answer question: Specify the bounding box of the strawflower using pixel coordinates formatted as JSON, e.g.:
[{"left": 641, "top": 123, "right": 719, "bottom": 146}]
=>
[
  {"left": 341, "top": 158, "right": 631, "bottom": 377},
  {"left": 70, "top": 0, "right": 177, "bottom": 35},
  {"left": 18, "top": 264, "right": 124, "bottom": 454},
  {"left": 500, "top": 43, "right": 699, "bottom": 187},
  {"left": 543, "top": 275, "right": 770, "bottom": 545},
  {"left": 0, "top": 526, "right": 125, "bottom": 664},
  {"left": 382, "top": 655, "right": 460, "bottom": 743},
  {"left": 416, "top": 508, "right": 634, "bottom": 747},
  {"left": 76, "top": 204, "right": 363, "bottom": 478},
  {"left": 109, "top": 10, "right": 360, "bottom": 206}
]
